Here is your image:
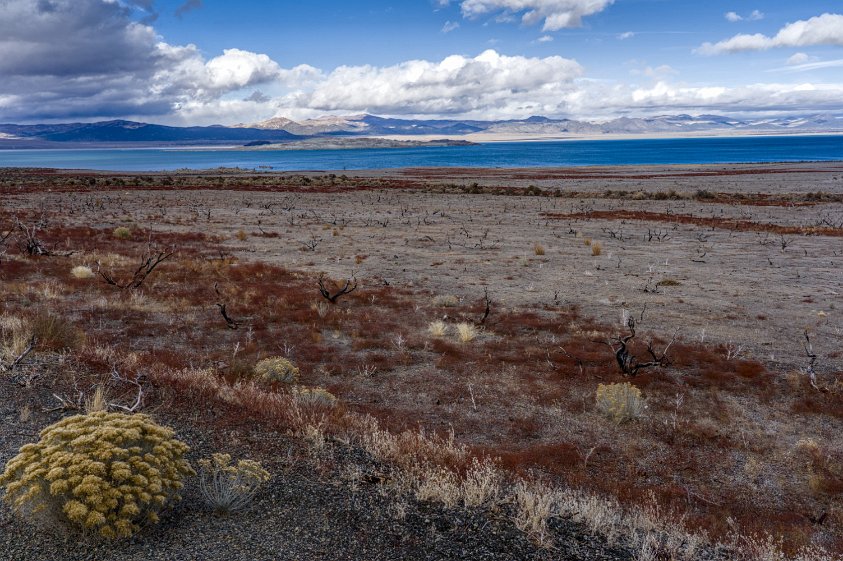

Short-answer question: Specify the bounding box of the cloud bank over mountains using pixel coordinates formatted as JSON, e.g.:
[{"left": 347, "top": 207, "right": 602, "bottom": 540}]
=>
[{"left": 1, "top": 0, "right": 842, "bottom": 125}]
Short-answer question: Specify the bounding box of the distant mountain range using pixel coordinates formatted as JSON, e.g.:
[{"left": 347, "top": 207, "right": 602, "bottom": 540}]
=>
[
  {"left": 0, "top": 120, "right": 299, "bottom": 146},
  {"left": 1, "top": 113, "right": 842, "bottom": 147},
  {"left": 239, "top": 113, "right": 843, "bottom": 136}
]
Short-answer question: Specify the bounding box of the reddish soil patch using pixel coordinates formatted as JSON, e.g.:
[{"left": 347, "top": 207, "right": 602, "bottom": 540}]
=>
[{"left": 543, "top": 209, "right": 843, "bottom": 237}]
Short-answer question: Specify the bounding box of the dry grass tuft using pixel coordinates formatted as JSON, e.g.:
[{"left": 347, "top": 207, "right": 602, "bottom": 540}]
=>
[
  {"left": 198, "top": 453, "right": 270, "bottom": 515},
  {"left": 415, "top": 467, "right": 461, "bottom": 508},
  {"left": 71, "top": 265, "right": 95, "bottom": 279},
  {"left": 591, "top": 241, "right": 602, "bottom": 256},
  {"left": 292, "top": 386, "right": 338, "bottom": 408},
  {"left": 427, "top": 320, "right": 448, "bottom": 337},
  {"left": 461, "top": 458, "right": 502, "bottom": 508},
  {"left": 533, "top": 243, "right": 545, "bottom": 256},
  {"left": 84, "top": 386, "right": 108, "bottom": 414},
  {"left": 455, "top": 322, "right": 478, "bottom": 343},
  {"left": 112, "top": 226, "right": 131, "bottom": 240},
  {"left": 312, "top": 301, "right": 331, "bottom": 319},
  {"left": 0, "top": 315, "right": 32, "bottom": 363},
  {"left": 31, "top": 311, "right": 82, "bottom": 351},
  {"left": 432, "top": 294, "right": 459, "bottom": 307},
  {"left": 512, "top": 480, "right": 556, "bottom": 547}
]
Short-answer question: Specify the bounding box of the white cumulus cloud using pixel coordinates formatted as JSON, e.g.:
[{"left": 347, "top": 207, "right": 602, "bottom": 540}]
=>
[
  {"left": 204, "top": 49, "right": 283, "bottom": 92},
  {"left": 458, "top": 0, "right": 614, "bottom": 31},
  {"left": 280, "top": 49, "right": 583, "bottom": 117},
  {"left": 725, "top": 10, "right": 764, "bottom": 23},
  {"left": 0, "top": 0, "right": 300, "bottom": 121},
  {"left": 442, "top": 20, "right": 460, "bottom": 33},
  {"left": 699, "top": 13, "right": 843, "bottom": 54},
  {"left": 787, "top": 52, "right": 813, "bottom": 65}
]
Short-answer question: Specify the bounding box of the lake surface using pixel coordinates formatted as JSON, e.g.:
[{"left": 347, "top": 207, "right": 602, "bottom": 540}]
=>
[{"left": 1, "top": 135, "right": 842, "bottom": 171}]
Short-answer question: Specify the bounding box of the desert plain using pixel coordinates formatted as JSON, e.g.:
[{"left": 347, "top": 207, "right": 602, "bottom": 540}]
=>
[{"left": 0, "top": 163, "right": 841, "bottom": 560}]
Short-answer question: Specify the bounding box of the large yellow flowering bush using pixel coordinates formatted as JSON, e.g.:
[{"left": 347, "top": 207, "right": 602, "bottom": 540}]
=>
[{"left": 0, "top": 412, "right": 195, "bottom": 539}]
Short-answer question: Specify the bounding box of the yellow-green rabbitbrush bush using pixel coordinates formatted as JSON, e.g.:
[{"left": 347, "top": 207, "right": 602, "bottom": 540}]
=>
[
  {"left": 595, "top": 382, "right": 644, "bottom": 425},
  {"left": 0, "top": 412, "right": 195, "bottom": 539},
  {"left": 254, "top": 356, "right": 300, "bottom": 383}
]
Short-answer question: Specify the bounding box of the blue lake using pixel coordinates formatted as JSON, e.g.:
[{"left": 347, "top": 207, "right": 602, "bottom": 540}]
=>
[{"left": 0, "top": 135, "right": 842, "bottom": 171}]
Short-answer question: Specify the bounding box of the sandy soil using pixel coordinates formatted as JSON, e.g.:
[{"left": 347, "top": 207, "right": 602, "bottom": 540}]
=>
[
  {"left": 1, "top": 162, "right": 841, "bottom": 558},
  {"left": 8, "top": 162, "right": 838, "bottom": 371}
]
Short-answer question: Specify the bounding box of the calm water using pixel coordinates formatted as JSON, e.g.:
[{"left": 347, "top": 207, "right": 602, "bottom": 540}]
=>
[{"left": 1, "top": 135, "right": 842, "bottom": 171}]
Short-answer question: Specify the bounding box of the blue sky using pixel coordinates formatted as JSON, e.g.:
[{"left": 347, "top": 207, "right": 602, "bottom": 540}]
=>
[
  {"left": 150, "top": 1, "right": 837, "bottom": 81},
  {"left": 1, "top": 0, "right": 843, "bottom": 124}
]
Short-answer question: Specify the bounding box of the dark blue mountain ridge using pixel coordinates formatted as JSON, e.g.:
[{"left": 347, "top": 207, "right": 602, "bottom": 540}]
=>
[
  {"left": 0, "top": 120, "right": 300, "bottom": 143},
  {"left": 1, "top": 113, "right": 842, "bottom": 145}
]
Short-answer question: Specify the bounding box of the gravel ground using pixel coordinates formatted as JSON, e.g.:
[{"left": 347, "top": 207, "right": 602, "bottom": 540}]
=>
[{"left": 0, "top": 362, "right": 634, "bottom": 561}]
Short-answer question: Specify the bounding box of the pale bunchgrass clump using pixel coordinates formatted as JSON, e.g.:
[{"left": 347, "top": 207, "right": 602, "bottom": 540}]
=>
[
  {"left": 112, "top": 227, "right": 131, "bottom": 240},
  {"left": 512, "top": 480, "right": 557, "bottom": 547},
  {"left": 37, "top": 281, "right": 62, "bottom": 300},
  {"left": 1, "top": 315, "right": 31, "bottom": 363},
  {"left": 301, "top": 424, "right": 327, "bottom": 454},
  {"left": 432, "top": 294, "right": 459, "bottom": 307},
  {"left": 254, "top": 356, "right": 300, "bottom": 383},
  {"left": 0, "top": 412, "right": 194, "bottom": 539},
  {"left": 83, "top": 386, "right": 108, "bottom": 414},
  {"left": 358, "top": 423, "right": 468, "bottom": 475},
  {"left": 312, "top": 301, "right": 331, "bottom": 318},
  {"left": 591, "top": 241, "right": 603, "bottom": 256},
  {"left": 427, "top": 320, "right": 448, "bottom": 337},
  {"left": 461, "top": 458, "right": 502, "bottom": 508},
  {"left": 415, "top": 467, "right": 461, "bottom": 508},
  {"left": 71, "top": 265, "right": 95, "bottom": 279},
  {"left": 413, "top": 458, "right": 502, "bottom": 510},
  {"left": 793, "top": 438, "right": 842, "bottom": 496},
  {"left": 533, "top": 243, "right": 545, "bottom": 256},
  {"left": 596, "top": 382, "right": 644, "bottom": 424},
  {"left": 198, "top": 453, "right": 270, "bottom": 515},
  {"left": 0, "top": 314, "right": 25, "bottom": 333},
  {"left": 455, "top": 322, "right": 478, "bottom": 343},
  {"left": 30, "top": 312, "right": 82, "bottom": 351}
]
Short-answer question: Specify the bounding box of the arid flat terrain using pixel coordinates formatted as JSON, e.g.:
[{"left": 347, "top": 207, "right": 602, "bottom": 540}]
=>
[{"left": 1, "top": 163, "right": 841, "bottom": 560}]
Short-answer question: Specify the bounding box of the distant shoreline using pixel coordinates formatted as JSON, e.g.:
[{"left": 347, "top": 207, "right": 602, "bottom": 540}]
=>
[
  {"left": 372, "top": 130, "right": 843, "bottom": 143},
  {"left": 3, "top": 160, "right": 842, "bottom": 176}
]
